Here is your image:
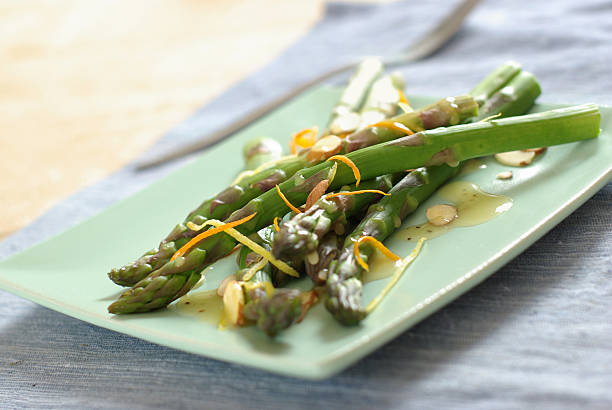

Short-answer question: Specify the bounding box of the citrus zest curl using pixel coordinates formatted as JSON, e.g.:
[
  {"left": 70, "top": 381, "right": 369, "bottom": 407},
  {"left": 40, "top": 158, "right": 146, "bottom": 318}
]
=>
[
  {"left": 327, "top": 155, "right": 361, "bottom": 187},
  {"left": 365, "top": 238, "right": 425, "bottom": 313},
  {"left": 290, "top": 126, "right": 318, "bottom": 155},
  {"left": 368, "top": 120, "right": 414, "bottom": 135},
  {"left": 172, "top": 212, "right": 257, "bottom": 261},
  {"left": 353, "top": 236, "right": 400, "bottom": 272},
  {"left": 275, "top": 185, "right": 302, "bottom": 214}
]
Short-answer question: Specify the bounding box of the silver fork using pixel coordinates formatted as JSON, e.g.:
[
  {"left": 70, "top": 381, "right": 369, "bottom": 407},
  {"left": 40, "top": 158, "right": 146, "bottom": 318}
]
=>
[{"left": 136, "top": 0, "right": 481, "bottom": 170}]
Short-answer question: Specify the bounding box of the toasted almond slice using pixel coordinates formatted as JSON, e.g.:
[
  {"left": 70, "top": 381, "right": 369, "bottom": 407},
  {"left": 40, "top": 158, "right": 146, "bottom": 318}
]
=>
[
  {"left": 217, "top": 274, "right": 237, "bottom": 296},
  {"left": 329, "top": 112, "right": 361, "bottom": 135},
  {"left": 426, "top": 204, "right": 458, "bottom": 226},
  {"left": 307, "top": 134, "right": 343, "bottom": 162},
  {"left": 297, "top": 289, "right": 320, "bottom": 323},
  {"left": 523, "top": 147, "right": 547, "bottom": 154},
  {"left": 305, "top": 179, "right": 329, "bottom": 210},
  {"left": 222, "top": 280, "right": 245, "bottom": 325},
  {"left": 494, "top": 150, "right": 536, "bottom": 167},
  {"left": 496, "top": 171, "right": 513, "bottom": 180},
  {"left": 359, "top": 111, "right": 386, "bottom": 127}
]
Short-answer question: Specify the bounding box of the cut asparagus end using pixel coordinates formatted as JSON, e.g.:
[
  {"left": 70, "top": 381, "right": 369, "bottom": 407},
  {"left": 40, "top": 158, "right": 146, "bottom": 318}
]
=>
[
  {"left": 473, "top": 70, "right": 542, "bottom": 122},
  {"left": 327, "top": 58, "right": 384, "bottom": 129},
  {"left": 470, "top": 61, "right": 522, "bottom": 107}
]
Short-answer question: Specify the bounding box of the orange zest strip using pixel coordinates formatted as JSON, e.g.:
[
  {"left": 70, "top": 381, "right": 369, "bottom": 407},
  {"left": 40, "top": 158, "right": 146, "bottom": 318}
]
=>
[
  {"left": 273, "top": 216, "right": 280, "bottom": 232},
  {"left": 327, "top": 155, "right": 361, "bottom": 187},
  {"left": 353, "top": 236, "right": 400, "bottom": 271},
  {"left": 397, "top": 89, "right": 410, "bottom": 105},
  {"left": 275, "top": 185, "right": 302, "bottom": 214},
  {"left": 170, "top": 212, "right": 257, "bottom": 261},
  {"left": 325, "top": 189, "right": 390, "bottom": 200},
  {"left": 289, "top": 126, "right": 318, "bottom": 155},
  {"left": 368, "top": 120, "right": 414, "bottom": 136}
]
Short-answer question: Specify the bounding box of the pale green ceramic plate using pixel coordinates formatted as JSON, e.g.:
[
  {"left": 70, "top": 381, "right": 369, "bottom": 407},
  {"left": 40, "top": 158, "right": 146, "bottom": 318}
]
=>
[{"left": 1, "top": 86, "right": 611, "bottom": 380}]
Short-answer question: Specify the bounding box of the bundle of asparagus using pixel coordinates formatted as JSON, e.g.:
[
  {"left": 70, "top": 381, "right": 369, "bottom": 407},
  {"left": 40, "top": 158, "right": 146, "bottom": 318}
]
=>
[
  {"left": 105, "top": 61, "right": 601, "bottom": 339},
  {"left": 108, "top": 58, "right": 475, "bottom": 287}
]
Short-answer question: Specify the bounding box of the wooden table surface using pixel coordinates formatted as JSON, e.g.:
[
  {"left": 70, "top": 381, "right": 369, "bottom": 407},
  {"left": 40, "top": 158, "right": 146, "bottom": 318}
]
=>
[{"left": 1, "top": 0, "right": 379, "bottom": 240}]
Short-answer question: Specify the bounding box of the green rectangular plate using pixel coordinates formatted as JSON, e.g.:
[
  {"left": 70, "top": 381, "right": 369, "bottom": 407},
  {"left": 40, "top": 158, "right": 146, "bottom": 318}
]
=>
[{"left": 1, "top": 86, "right": 611, "bottom": 380}]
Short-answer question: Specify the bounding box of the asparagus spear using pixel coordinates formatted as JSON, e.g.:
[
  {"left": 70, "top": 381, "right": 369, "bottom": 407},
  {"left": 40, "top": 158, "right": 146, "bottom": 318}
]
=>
[
  {"left": 242, "top": 137, "right": 283, "bottom": 170},
  {"left": 472, "top": 70, "right": 541, "bottom": 121},
  {"left": 470, "top": 61, "right": 522, "bottom": 107},
  {"left": 240, "top": 265, "right": 303, "bottom": 338},
  {"left": 325, "top": 165, "right": 458, "bottom": 325},
  {"left": 107, "top": 104, "right": 600, "bottom": 314},
  {"left": 107, "top": 153, "right": 314, "bottom": 286},
  {"left": 271, "top": 174, "right": 398, "bottom": 264},
  {"left": 345, "top": 60, "right": 521, "bottom": 143},
  {"left": 327, "top": 58, "right": 384, "bottom": 134},
  {"left": 225, "top": 227, "right": 303, "bottom": 336},
  {"left": 331, "top": 72, "right": 406, "bottom": 135},
  {"left": 344, "top": 95, "right": 477, "bottom": 152},
  {"left": 360, "top": 72, "right": 406, "bottom": 121},
  {"left": 304, "top": 232, "right": 343, "bottom": 286}
]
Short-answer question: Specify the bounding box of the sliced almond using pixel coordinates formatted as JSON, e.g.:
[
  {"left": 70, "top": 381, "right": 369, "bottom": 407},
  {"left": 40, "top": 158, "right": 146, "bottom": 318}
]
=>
[
  {"left": 359, "top": 111, "right": 386, "bottom": 128},
  {"left": 426, "top": 204, "right": 458, "bottom": 226},
  {"left": 494, "top": 150, "right": 536, "bottom": 167},
  {"left": 222, "top": 280, "right": 245, "bottom": 325},
  {"left": 297, "top": 289, "right": 320, "bottom": 323},
  {"left": 329, "top": 112, "right": 361, "bottom": 135},
  {"left": 496, "top": 171, "right": 513, "bottom": 180},
  {"left": 523, "top": 147, "right": 547, "bottom": 154},
  {"left": 305, "top": 179, "right": 329, "bottom": 210},
  {"left": 216, "top": 274, "right": 236, "bottom": 297},
  {"left": 307, "top": 134, "right": 343, "bottom": 162}
]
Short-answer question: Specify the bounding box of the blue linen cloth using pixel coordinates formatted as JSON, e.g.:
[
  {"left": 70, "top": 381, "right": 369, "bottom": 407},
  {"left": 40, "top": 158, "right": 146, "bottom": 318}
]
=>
[{"left": 1, "top": 0, "right": 611, "bottom": 408}]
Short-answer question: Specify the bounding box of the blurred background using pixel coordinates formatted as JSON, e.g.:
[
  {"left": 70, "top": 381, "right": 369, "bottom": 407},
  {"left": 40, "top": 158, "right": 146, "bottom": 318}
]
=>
[{"left": 1, "top": 0, "right": 389, "bottom": 240}]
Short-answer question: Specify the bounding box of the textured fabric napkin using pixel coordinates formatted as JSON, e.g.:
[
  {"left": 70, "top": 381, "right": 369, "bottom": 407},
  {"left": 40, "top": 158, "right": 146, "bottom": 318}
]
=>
[{"left": 2, "top": 0, "right": 611, "bottom": 408}]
